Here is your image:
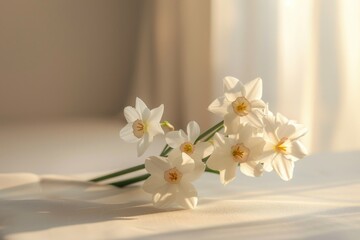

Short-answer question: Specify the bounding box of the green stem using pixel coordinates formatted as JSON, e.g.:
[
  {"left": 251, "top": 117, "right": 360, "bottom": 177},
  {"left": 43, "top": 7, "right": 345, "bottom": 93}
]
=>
[
  {"left": 160, "top": 144, "right": 169, "bottom": 156},
  {"left": 110, "top": 174, "right": 150, "bottom": 188},
  {"left": 89, "top": 143, "right": 169, "bottom": 183},
  {"left": 89, "top": 121, "right": 223, "bottom": 183},
  {"left": 203, "top": 125, "right": 224, "bottom": 142},
  {"left": 162, "top": 146, "right": 173, "bottom": 157},
  {"left": 89, "top": 143, "right": 171, "bottom": 183},
  {"left": 90, "top": 164, "right": 145, "bottom": 182},
  {"left": 194, "top": 121, "right": 224, "bottom": 144},
  {"left": 205, "top": 167, "right": 219, "bottom": 174}
]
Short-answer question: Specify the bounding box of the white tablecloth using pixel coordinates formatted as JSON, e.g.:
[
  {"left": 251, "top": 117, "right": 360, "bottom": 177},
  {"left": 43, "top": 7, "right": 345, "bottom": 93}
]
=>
[{"left": 0, "top": 118, "right": 359, "bottom": 239}]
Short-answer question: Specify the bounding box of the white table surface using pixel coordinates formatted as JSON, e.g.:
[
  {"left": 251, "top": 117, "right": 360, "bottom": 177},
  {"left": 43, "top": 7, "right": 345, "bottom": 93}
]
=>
[{"left": 1, "top": 118, "right": 359, "bottom": 240}]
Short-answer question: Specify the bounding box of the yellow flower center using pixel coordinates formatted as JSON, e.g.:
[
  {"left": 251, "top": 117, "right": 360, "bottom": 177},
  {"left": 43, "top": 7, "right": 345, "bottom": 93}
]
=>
[
  {"left": 132, "top": 119, "right": 146, "bottom": 138},
  {"left": 164, "top": 167, "right": 182, "bottom": 184},
  {"left": 231, "top": 143, "right": 250, "bottom": 163},
  {"left": 275, "top": 137, "right": 288, "bottom": 153},
  {"left": 180, "top": 142, "right": 195, "bottom": 155},
  {"left": 232, "top": 97, "right": 251, "bottom": 116}
]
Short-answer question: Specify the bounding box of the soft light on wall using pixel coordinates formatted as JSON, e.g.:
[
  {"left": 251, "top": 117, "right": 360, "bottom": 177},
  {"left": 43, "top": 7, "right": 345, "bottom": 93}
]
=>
[
  {"left": 211, "top": 0, "right": 360, "bottom": 154},
  {"left": 334, "top": 0, "right": 360, "bottom": 152}
]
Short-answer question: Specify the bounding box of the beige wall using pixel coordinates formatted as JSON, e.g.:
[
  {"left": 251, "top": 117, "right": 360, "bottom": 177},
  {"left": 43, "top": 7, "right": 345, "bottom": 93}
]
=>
[{"left": 0, "top": 0, "right": 141, "bottom": 121}]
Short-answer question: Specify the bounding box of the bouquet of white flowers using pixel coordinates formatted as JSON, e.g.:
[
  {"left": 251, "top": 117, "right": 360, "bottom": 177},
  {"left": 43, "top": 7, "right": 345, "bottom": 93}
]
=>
[{"left": 91, "top": 77, "right": 308, "bottom": 209}]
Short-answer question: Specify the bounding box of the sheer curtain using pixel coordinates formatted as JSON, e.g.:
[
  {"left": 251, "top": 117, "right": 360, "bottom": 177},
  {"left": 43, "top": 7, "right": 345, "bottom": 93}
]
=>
[
  {"left": 212, "top": 0, "right": 360, "bottom": 153},
  {"left": 128, "top": 0, "right": 360, "bottom": 153},
  {"left": 127, "top": 0, "right": 212, "bottom": 129}
]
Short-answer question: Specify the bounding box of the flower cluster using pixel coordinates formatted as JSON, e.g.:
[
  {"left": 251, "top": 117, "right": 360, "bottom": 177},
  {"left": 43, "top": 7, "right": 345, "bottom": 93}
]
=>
[{"left": 112, "top": 77, "right": 308, "bottom": 209}]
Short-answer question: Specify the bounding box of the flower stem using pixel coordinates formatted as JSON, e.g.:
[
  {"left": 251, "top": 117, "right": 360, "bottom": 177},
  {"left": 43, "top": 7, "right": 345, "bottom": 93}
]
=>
[
  {"left": 110, "top": 174, "right": 150, "bottom": 188},
  {"left": 205, "top": 167, "right": 219, "bottom": 174},
  {"left": 89, "top": 164, "right": 145, "bottom": 182},
  {"left": 194, "top": 121, "right": 224, "bottom": 144},
  {"left": 89, "top": 121, "right": 223, "bottom": 183},
  {"left": 162, "top": 146, "right": 173, "bottom": 157},
  {"left": 203, "top": 125, "right": 224, "bottom": 142},
  {"left": 160, "top": 144, "right": 169, "bottom": 156}
]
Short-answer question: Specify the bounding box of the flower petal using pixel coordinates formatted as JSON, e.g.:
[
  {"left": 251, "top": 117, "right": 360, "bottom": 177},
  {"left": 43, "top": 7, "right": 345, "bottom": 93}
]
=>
[
  {"left": 172, "top": 153, "right": 195, "bottom": 174},
  {"left": 262, "top": 159, "right": 274, "bottom": 172},
  {"left": 240, "top": 162, "right": 264, "bottom": 177},
  {"left": 153, "top": 184, "right": 177, "bottom": 208},
  {"left": 135, "top": 97, "right": 151, "bottom": 121},
  {"left": 167, "top": 148, "right": 182, "bottom": 160},
  {"left": 182, "top": 160, "right": 205, "bottom": 182},
  {"left": 147, "top": 122, "right": 164, "bottom": 137},
  {"left": 119, "top": 123, "right": 138, "bottom": 143},
  {"left": 142, "top": 109, "right": 151, "bottom": 121},
  {"left": 224, "top": 112, "right": 241, "bottom": 135},
  {"left": 224, "top": 77, "right": 245, "bottom": 102},
  {"left": 206, "top": 148, "right": 233, "bottom": 172},
  {"left": 219, "top": 164, "right": 237, "bottom": 185},
  {"left": 137, "top": 134, "right": 150, "bottom": 157},
  {"left": 135, "top": 97, "right": 148, "bottom": 114},
  {"left": 187, "top": 121, "right": 200, "bottom": 143},
  {"left": 176, "top": 182, "right": 198, "bottom": 209},
  {"left": 263, "top": 115, "right": 279, "bottom": 143},
  {"left": 235, "top": 124, "right": 255, "bottom": 143},
  {"left": 259, "top": 150, "right": 279, "bottom": 172},
  {"left": 148, "top": 104, "right": 164, "bottom": 123},
  {"left": 245, "top": 110, "right": 264, "bottom": 128},
  {"left": 276, "top": 124, "right": 296, "bottom": 140},
  {"left": 251, "top": 99, "right": 266, "bottom": 109},
  {"left": 208, "top": 96, "right": 229, "bottom": 116},
  {"left": 246, "top": 137, "right": 266, "bottom": 161},
  {"left": 165, "top": 130, "right": 187, "bottom": 149},
  {"left": 192, "top": 142, "right": 214, "bottom": 159},
  {"left": 145, "top": 156, "right": 170, "bottom": 176},
  {"left": 143, "top": 175, "right": 166, "bottom": 194},
  {"left": 272, "top": 155, "right": 294, "bottom": 181},
  {"left": 223, "top": 76, "right": 239, "bottom": 92},
  {"left": 258, "top": 147, "right": 275, "bottom": 161},
  {"left": 276, "top": 112, "right": 289, "bottom": 125},
  {"left": 286, "top": 140, "right": 308, "bottom": 161},
  {"left": 289, "top": 124, "right": 308, "bottom": 141},
  {"left": 244, "top": 77, "right": 263, "bottom": 100},
  {"left": 213, "top": 132, "right": 226, "bottom": 148},
  {"left": 124, "top": 106, "right": 140, "bottom": 123}
]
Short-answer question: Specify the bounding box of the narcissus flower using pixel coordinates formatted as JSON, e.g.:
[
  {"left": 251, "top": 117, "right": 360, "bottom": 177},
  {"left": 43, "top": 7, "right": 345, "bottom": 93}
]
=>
[
  {"left": 206, "top": 124, "right": 266, "bottom": 185},
  {"left": 120, "top": 97, "right": 164, "bottom": 157},
  {"left": 91, "top": 75, "right": 310, "bottom": 211},
  {"left": 208, "top": 77, "right": 266, "bottom": 134},
  {"left": 261, "top": 112, "right": 308, "bottom": 181},
  {"left": 143, "top": 153, "right": 202, "bottom": 209},
  {"left": 165, "top": 121, "right": 214, "bottom": 179}
]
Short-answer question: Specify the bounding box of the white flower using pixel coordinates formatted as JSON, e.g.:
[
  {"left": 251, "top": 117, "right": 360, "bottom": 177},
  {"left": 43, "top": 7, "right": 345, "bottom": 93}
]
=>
[
  {"left": 208, "top": 76, "right": 266, "bottom": 134},
  {"left": 143, "top": 153, "right": 202, "bottom": 209},
  {"left": 261, "top": 112, "right": 308, "bottom": 181},
  {"left": 165, "top": 121, "right": 214, "bottom": 179},
  {"left": 120, "top": 97, "right": 164, "bottom": 157},
  {"left": 206, "top": 124, "right": 266, "bottom": 185}
]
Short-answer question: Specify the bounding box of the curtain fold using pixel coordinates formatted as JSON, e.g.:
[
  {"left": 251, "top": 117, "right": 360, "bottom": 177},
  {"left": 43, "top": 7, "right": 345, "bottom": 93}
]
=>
[
  {"left": 211, "top": 0, "right": 360, "bottom": 153},
  {"left": 128, "top": 0, "right": 360, "bottom": 153},
  {"left": 127, "top": 0, "right": 212, "bottom": 130}
]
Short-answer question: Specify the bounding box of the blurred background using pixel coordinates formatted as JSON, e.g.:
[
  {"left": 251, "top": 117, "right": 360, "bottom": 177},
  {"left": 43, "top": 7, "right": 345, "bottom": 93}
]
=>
[{"left": 0, "top": 0, "right": 359, "bottom": 174}]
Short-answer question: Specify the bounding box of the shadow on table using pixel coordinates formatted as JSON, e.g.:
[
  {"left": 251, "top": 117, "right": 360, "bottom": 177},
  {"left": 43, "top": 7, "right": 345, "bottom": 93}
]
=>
[
  {"left": 1, "top": 150, "right": 359, "bottom": 239},
  {"left": 0, "top": 176, "right": 173, "bottom": 236},
  {"left": 128, "top": 206, "right": 360, "bottom": 240}
]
